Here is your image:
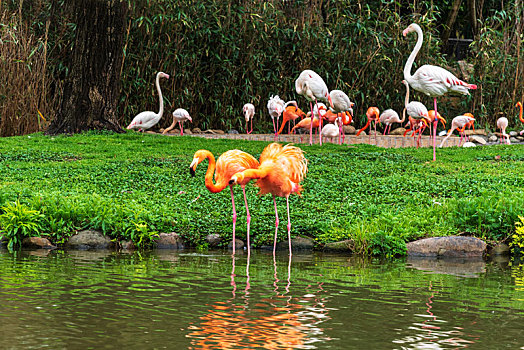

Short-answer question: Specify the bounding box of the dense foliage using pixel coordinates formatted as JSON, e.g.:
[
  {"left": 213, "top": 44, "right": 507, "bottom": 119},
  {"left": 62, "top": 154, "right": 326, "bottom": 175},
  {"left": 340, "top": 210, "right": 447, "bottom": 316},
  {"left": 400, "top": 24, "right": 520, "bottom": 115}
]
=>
[
  {"left": 0, "top": 0, "right": 522, "bottom": 135},
  {"left": 0, "top": 133, "right": 523, "bottom": 255}
]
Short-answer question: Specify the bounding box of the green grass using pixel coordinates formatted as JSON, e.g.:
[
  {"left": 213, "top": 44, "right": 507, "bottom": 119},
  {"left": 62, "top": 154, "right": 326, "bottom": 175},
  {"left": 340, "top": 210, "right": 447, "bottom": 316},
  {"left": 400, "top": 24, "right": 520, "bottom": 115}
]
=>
[{"left": 0, "top": 131, "right": 523, "bottom": 254}]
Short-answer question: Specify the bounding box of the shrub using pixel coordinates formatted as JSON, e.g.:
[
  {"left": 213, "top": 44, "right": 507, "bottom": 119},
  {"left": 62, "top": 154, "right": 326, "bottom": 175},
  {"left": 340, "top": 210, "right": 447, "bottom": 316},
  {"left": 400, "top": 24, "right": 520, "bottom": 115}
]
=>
[{"left": 0, "top": 200, "right": 44, "bottom": 250}]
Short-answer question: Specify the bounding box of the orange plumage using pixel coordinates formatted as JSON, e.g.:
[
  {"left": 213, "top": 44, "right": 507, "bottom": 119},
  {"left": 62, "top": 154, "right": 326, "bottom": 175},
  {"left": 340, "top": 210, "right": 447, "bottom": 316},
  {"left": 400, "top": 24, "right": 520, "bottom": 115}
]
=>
[
  {"left": 516, "top": 102, "right": 523, "bottom": 123},
  {"left": 277, "top": 105, "right": 306, "bottom": 135},
  {"left": 291, "top": 117, "right": 320, "bottom": 134}
]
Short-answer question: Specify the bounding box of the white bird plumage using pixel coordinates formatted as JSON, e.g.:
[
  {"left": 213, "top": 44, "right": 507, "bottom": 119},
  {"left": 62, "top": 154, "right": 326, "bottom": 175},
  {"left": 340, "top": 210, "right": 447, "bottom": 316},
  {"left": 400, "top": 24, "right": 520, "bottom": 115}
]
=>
[
  {"left": 402, "top": 80, "right": 429, "bottom": 121},
  {"left": 242, "top": 103, "right": 255, "bottom": 134},
  {"left": 496, "top": 117, "right": 511, "bottom": 145},
  {"left": 321, "top": 118, "right": 342, "bottom": 143},
  {"left": 127, "top": 72, "right": 170, "bottom": 131},
  {"left": 267, "top": 95, "right": 285, "bottom": 140},
  {"left": 329, "top": 90, "right": 354, "bottom": 117},
  {"left": 163, "top": 108, "right": 192, "bottom": 135},
  {"left": 380, "top": 109, "right": 405, "bottom": 135},
  {"left": 439, "top": 115, "right": 475, "bottom": 147}
]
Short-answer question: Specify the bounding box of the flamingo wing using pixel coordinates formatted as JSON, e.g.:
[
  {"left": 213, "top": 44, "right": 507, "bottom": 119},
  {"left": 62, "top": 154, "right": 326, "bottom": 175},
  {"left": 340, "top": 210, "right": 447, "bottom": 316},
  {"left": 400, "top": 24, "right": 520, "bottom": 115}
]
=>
[
  {"left": 413, "top": 65, "right": 476, "bottom": 97},
  {"left": 215, "top": 150, "right": 260, "bottom": 185}
]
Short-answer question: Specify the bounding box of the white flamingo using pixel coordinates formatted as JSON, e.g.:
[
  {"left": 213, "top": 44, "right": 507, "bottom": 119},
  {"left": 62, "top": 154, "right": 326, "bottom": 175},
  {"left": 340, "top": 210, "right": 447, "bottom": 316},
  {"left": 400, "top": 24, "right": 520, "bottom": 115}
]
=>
[
  {"left": 242, "top": 103, "right": 255, "bottom": 134},
  {"left": 403, "top": 80, "right": 430, "bottom": 147},
  {"left": 329, "top": 90, "right": 354, "bottom": 140},
  {"left": 127, "top": 72, "right": 170, "bottom": 132},
  {"left": 403, "top": 23, "right": 477, "bottom": 161},
  {"left": 295, "top": 69, "right": 334, "bottom": 145},
  {"left": 380, "top": 109, "right": 405, "bottom": 135},
  {"left": 321, "top": 118, "right": 342, "bottom": 144},
  {"left": 439, "top": 115, "right": 475, "bottom": 147},
  {"left": 163, "top": 108, "right": 192, "bottom": 135},
  {"left": 496, "top": 117, "right": 511, "bottom": 145},
  {"left": 267, "top": 95, "right": 285, "bottom": 141}
]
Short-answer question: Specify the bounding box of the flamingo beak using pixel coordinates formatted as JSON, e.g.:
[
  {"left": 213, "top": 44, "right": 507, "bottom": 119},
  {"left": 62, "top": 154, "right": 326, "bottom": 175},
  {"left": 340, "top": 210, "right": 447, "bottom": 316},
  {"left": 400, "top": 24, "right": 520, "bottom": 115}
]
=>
[
  {"left": 189, "top": 158, "right": 198, "bottom": 177},
  {"left": 328, "top": 95, "right": 334, "bottom": 109},
  {"left": 188, "top": 116, "right": 193, "bottom": 122}
]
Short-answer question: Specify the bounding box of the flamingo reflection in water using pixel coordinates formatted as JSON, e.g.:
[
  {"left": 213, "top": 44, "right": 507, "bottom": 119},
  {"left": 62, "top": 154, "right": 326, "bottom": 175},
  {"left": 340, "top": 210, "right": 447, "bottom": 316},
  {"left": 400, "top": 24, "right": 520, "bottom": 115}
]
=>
[{"left": 186, "top": 254, "right": 331, "bottom": 349}]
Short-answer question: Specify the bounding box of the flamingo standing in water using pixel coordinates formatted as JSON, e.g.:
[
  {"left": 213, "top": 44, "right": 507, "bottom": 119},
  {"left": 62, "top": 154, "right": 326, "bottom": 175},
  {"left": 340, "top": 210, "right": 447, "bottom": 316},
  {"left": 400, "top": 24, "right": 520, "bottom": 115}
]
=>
[
  {"left": 277, "top": 101, "right": 306, "bottom": 135},
  {"left": 229, "top": 143, "right": 308, "bottom": 256},
  {"left": 357, "top": 107, "right": 380, "bottom": 144},
  {"left": 402, "top": 80, "right": 430, "bottom": 147},
  {"left": 163, "top": 108, "right": 192, "bottom": 135},
  {"left": 380, "top": 109, "right": 405, "bottom": 135},
  {"left": 242, "top": 103, "right": 255, "bottom": 134},
  {"left": 439, "top": 114, "right": 475, "bottom": 147},
  {"left": 496, "top": 117, "right": 511, "bottom": 145},
  {"left": 189, "top": 149, "right": 259, "bottom": 255},
  {"left": 517, "top": 102, "right": 524, "bottom": 135},
  {"left": 267, "top": 95, "right": 285, "bottom": 141},
  {"left": 127, "top": 72, "right": 170, "bottom": 131},
  {"left": 403, "top": 23, "right": 477, "bottom": 161},
  {"left": 295, "top": 69, "right": 334, "bottom": 145}
]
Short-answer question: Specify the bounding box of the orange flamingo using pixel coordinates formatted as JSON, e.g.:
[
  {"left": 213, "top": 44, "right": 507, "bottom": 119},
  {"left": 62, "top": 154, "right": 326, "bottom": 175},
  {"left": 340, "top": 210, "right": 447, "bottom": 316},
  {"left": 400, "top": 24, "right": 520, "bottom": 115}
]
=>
[
  {"left": 229, "top": 143, "right": 308, "bottom": 256},
  {"left": 277, "top": 101, "right": 306, "bottom": 135},
  {"left": 517, "top": 102, "right": 523, "bottom": 135},
  {"left": 357, "top": 107, "right": 380, "bottom": 144},
  {"left": 403, "top": 114, "right": 428, "bottom": 148},
  {"left": 291, "top": 117, "right": 320, "bottom": 143},
  {"left": 190, "top": 149, "right": 259, "bottom": 255},
  {"left": 427, "top": 110, "right": 447, "bottom": 140}
]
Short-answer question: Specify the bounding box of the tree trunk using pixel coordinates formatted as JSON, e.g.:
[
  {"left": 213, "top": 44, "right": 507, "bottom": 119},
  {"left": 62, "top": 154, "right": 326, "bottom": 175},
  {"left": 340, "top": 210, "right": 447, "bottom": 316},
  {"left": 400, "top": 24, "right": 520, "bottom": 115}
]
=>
[
  {"left": 46, "top": 0, "right": 127, "bottom": 135},
  {"left": 441, "top": 0, "right": 462, "bottom": 49}
]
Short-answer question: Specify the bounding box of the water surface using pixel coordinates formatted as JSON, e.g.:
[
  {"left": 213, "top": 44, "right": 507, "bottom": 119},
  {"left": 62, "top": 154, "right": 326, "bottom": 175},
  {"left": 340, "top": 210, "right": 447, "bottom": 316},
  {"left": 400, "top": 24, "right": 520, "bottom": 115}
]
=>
[{"left": 0, "top": 249, "right": 523, "bottom": 349}]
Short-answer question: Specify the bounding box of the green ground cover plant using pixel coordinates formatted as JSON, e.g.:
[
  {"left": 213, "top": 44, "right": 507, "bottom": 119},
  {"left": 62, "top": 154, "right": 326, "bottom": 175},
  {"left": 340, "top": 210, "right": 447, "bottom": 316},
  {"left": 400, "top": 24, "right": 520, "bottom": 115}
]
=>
[{"left": 0, "top": 132, "right": 523, "bottom": 254}]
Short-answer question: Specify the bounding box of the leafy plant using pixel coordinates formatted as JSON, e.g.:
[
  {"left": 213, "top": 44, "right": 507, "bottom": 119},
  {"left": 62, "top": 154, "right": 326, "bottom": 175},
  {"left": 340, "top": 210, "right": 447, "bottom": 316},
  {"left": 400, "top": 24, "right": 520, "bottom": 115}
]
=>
[
  {"left": 510, "top": 217, "right": 524, "bottom": 256},
  {"left": 124, "top": 220, "right": 158, "bottom": 249},
  {"left": 0, "top": 200, "right": 44, "bottom": 250}
]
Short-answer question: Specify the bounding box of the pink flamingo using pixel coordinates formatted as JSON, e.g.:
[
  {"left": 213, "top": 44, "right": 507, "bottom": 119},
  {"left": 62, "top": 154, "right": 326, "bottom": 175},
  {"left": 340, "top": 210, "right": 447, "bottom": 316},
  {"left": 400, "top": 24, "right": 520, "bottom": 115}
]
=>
[
  {"left": 329, "top": 89, "right": 354, "bottom": 141},
  {"left": 229, "top": 143, "right": 308, "bottom": 256},
  {"left": 127, "top": 72, "right": 169, "bottom": 131},
  {"left": 163, "top": 108, "right": 192, "bottom": 135},
  {"left": 380, "top": 109, "right": 405, "bottom": 135},
  {"left": 321, "top": 118, "right": 342, "bottom": 144},
  {"left": 439, "top": 115, "right": 475, "bottom": 147},
  {"left": 190, "top": 149, "right": 259, "bottom": 255},
  {"left": 496, "top": 117, "right": 511, "bottom": 145},
  {"left": 403, "top": 23, "right": 477, "bottom": 161},
  {"left": 242, "top": 103, "right": 255, "bottom": 134},
  {"left": 295, "top": 69, "right": 334, "bottom": 145}
]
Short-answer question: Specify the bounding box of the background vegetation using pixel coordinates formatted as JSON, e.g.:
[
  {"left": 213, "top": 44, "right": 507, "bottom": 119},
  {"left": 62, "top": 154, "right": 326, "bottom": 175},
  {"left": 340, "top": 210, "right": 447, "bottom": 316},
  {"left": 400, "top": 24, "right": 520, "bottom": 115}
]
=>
[
  {"left": 0, "top": 0, "right": 522, "bottom": 135},
  {"left": 0, "top": 134, "right": 523, "bottom": 254}
]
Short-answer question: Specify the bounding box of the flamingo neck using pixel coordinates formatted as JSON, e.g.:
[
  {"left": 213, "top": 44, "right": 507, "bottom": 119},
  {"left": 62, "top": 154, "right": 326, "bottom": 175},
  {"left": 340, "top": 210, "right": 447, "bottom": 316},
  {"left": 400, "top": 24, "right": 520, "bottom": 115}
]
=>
[
  {"left": 404, "top": 25, "right": 423, "bottom": 83},
  {"left": 155, "top": 73, "right": 164, "bottom": 118},
  {"left": 201, "top": 151, "right": 226, "bottom": 193},
  {"left": 400, "top": 108, "right": 406, "bottom": 123},
  {"left": 518, "top": 102, "right": 524, "bottom": 123},
  {"left": 403, "top": 81, "right": 410, "bottom": 108}
]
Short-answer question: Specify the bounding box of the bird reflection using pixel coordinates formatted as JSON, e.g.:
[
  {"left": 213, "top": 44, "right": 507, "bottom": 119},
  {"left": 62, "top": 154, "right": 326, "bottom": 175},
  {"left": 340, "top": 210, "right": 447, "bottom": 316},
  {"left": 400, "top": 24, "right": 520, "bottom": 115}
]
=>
[{"left": 187, "top": 253, "right": 331, "bottom": 349}]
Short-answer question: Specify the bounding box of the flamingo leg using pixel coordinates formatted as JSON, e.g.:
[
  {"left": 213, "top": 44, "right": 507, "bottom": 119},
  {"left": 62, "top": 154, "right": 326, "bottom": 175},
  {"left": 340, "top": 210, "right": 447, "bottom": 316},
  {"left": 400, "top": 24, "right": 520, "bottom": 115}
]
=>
[
  {"left": 309, "top": 101, "right": 314, "bottom": 145},
  {"left": 230, "top": 186, "right": 237, "bottom": 255},
  {"left": 272, "top": 118, "right": 277, "bottom": 142},
  {"left": 433, "top": 97, "right": 438, "bottom": 161},
  {"left": 242, "top": 186, "right": 251, "bottom": 258},
  {"left": 286, "top": 195, "right": 292, "bottom": 257},
  {"left": 179, "top": 122, "right": 183, "bottom": 136},
  {"left": 273, "top": 195, "right": 279, "bottom": 256},
  {"left": 250, "top": 118, "right": 253, "bottom": 134},
  {"left": 275, "top": 117, "right": 279, "bottom": 142},
  {"left": 374, "top": 121, "right": 377, "bottom": 145},
  {"left": 246, "top": 121, "right": 248, "bottom": 135}
]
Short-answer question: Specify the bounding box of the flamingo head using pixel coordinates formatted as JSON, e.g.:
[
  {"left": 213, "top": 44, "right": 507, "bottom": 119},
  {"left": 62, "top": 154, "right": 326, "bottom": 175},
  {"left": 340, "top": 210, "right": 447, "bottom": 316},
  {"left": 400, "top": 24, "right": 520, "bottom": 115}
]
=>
[
  {"left": 159, "top": 72, "right": 170, "bottom": 79},
  {"left": 228, "top": 173, "right": 244, "bottom": 186},
  {"left": 189, "top": 150, "right": 208, "bottom": 177},
  {"left": 402, "top": 23, "right": 418, "bottom": 37},
  {"left": 325, "top": 92, "right": 334, "bottom": 109}
]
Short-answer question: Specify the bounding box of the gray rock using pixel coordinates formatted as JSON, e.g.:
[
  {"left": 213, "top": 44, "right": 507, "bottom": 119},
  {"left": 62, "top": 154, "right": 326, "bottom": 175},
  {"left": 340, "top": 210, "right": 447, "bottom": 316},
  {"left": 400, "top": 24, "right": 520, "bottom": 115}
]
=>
[
  {"left": 192, "top": 128, "right": 202, "bottom": 134},
  {"left": 368, "top": 130, "right": 382, "bottom": 136},
  {"left": 276, "top": 236, "right": 314, "bottom": 251},
  {"left": 206, "top": 234, "right": 222, "bottom": 248},
  {"left": 228, "top": 129, "right": 239, "bottom": 134},
  {"left": 154, "top": 232, "right": 185, "bottom": 249},
  {"left": 390, "top": 127, "right": 407, "bottom": 136},
  {"left": 22, "top": 237, "right": 56, "bottom": 249},
  {"left": 489, "top": 135, "right": 498, "bottom": 142},
  {"left": 323, "top": 240, "right": 354, "bottom": 252},
  {"left": 469, "top": 135, "right": 487, "bottom": 145},
  {"left": 438, "top": 130, "right": 448, "bottom": 136},
  {"left": 491, "top": 243, "right": 510, "bottom": 255},
  {"left": 65, "top": 230, "right": 115, "bottom": 250},
  {"left": 516, "top": 136, "right": 524, "bottom": 141},
  {"left": 462, "top": 142, "right": 476, "bottom": 147},
  {"left": 464, "top": 129, "right": 487, "bottom": 136},
  {"left": 509, "top": 131, "right": 518, "bottom": 137},
  {"left": 357, "top": 130, "right": 367, "bottom": 136},
  {"left": 342, "top": 125, "right": 356, "bottom": 135},
  {"left": 203, "top": 129, "right": 216, "bottom": 134},
  {"left": 510, "top": 137, "right": 518, "bottom": 143},
  {"left": 184, "top": 129, "right": 193, "bottom": 135},
  {"left": 406, "top": 236, "right": 486, "bottom": 257},
  {"left": 228, "top": 238, "right": 244, "bottom": 251},
  {"left": 213, "top": 129, "right": 225, "bottom": 135}
]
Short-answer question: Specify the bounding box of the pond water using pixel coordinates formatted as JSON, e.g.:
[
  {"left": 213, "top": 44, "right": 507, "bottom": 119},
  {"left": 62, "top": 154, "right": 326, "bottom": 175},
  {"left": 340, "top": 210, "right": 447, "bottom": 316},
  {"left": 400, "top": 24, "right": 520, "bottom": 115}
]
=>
[{"left": 0, "top": 249, "right": 523, "bottom": 349}]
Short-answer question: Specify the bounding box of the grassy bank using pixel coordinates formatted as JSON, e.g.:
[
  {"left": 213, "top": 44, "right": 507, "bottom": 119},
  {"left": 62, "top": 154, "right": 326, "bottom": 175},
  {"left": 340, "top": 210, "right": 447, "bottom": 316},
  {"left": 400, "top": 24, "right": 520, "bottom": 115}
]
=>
[{"left": 0, "top": 132, "right": 523, "bottom": 255}]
